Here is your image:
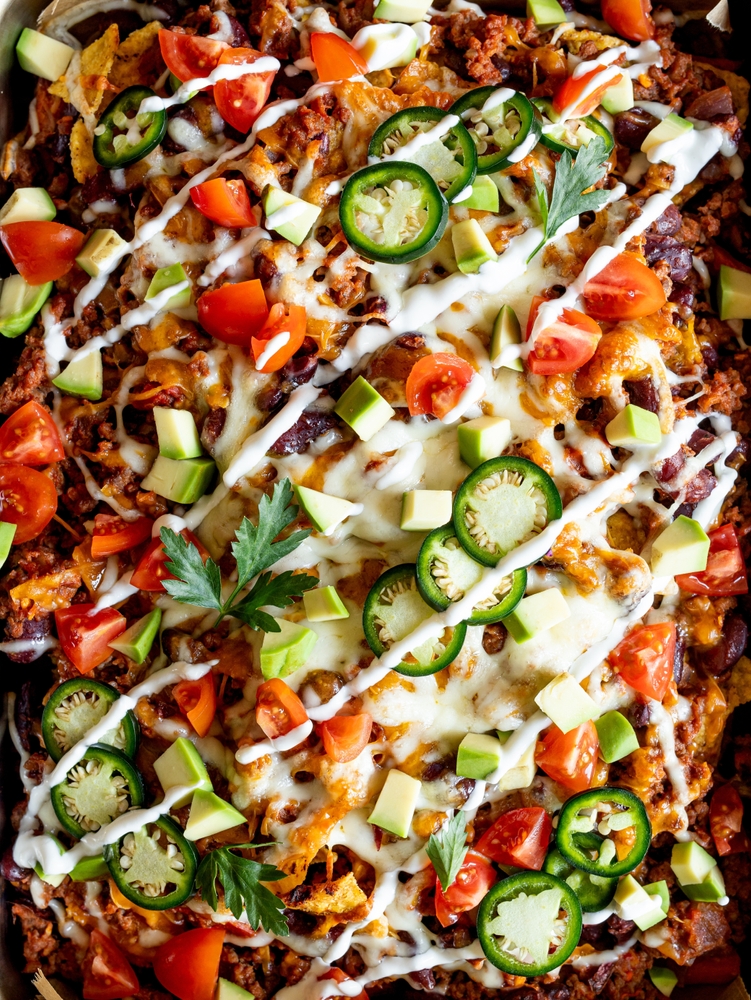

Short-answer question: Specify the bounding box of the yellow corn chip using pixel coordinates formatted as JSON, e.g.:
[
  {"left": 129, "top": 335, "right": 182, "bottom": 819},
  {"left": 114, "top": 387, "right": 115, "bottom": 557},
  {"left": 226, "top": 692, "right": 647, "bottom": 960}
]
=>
[
  {"left": 50, "top": 24, "right": 120, "bottom": 115},
  {"left": 110, "top": 21, "right": 163, "bottom": 90},
  {"left": 69, "top": 118, "right": 99, "bottom": 183},
  {"left": 696, "top": 62, "right": 750, "bottom": 126}
]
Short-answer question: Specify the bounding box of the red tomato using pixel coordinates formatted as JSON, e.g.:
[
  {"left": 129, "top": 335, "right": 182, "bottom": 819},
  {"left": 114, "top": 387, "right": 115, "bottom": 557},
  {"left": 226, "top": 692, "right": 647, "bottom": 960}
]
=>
[
  {"left": 553, "top": 66, "right": 618, "bottom": 118},
  {"left": 174, "top": 671, "right": 217, "bottom": 738},
  {"left": 683, "top": 949, "right": 741, "bottom": 986},
  {"left": 153, "top": 928, "right": 225, "bottom": 1000},
  {"left": 214, "top": 47, "right": 276, "bottom": 133},
  {"left": 434, "top": 851, "right": 496, "bottom": 928},
  {"left": 710, "top": 785, "right": 751, "bottom": 856},
  {"left": 475, "top": 807, "right": 552, "bottom": 870},
  {"left": 0, "top": 464, "right": 57, "bottom": 543},
  {"left": 158, "top": 30, "right": 227, "bottom": 83},
  {"left": 90, "top": 514, "right": 153, "bottom": 560},
  {"left": 83, "top": 929, "right": 139, "bottom": 1000},
  {"left": 406, "top": 353, "right": 475, "bottom": 420},
  {"left": 610, "top": 622, "right": 675, "bottom": 701},
  {"left": 601, "top": 0, "right": 654, "bottom": 42},
  {"left": 536, "top": 722, "right": 600, "bottom": 793},
  {"left": 131, "top": 530, "right": 209, "bottom": 593},
  {"left": 190, "top": 178, "right": 256, "bottom": 228},
  {"left": 526, "top": 298, "right": 602, "bottom": 375},
  {"left": 251, "top": 303, "right": 308, "bottom": 373},
  {"left": 0, "top": 400, "right": 64, "bottom": 465},
  {"left": 310, "top": 32, "right": 368, "bottom": 82},
  {"left": 676, "top": 524, "right": 748, "bottom": 596},
  {"left": 317, "top": 712, "right": 372, "bottom": 763},
  {"left": 55, "top": 605, "right": 126, "bottom": 675},
  {"left": 0, "top": 221, "right": 86, "bottom": 285},
  {"left": 197, "top": 280, "right": 269, "bottom": 346},
  {"left": 318, "top": 969, "right": 368, "bottom": 1000},
  {"left": 583, "top": 254, "right": 667, "bottom": 322},
  {"left": 256, "top": 678, "right": 308, "bottom": 739}
]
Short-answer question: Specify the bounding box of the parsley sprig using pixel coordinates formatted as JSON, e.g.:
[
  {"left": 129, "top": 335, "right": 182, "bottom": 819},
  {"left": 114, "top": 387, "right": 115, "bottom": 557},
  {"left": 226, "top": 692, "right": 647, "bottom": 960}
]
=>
[
  {"left": 425, "top": 811, "right": 468, "bottom": 892},
  {"left": 160, "top": 478, "right": 317, "bottom": 631},
  {"left": 196, "top": 844, "right": 289, "bottom": 935},
  {"left": 529, "top": 135, "right": 610, "bottom": 261}
]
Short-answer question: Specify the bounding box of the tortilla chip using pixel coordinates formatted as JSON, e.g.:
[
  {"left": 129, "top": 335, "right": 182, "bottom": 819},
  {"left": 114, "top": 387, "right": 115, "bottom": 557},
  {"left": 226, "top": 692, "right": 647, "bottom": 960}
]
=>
[
  {"left": 561, "top": 28, "right": 623, "bottom": 54},
  {"left": 70, "top": 118, "right": 99, "bottom": 184},
  {"left": 696, "top": 61, "right": 750, "bottom": 125},
  {"left": 109, "top": 21, "right": 163, "bottom": 90},
  {"left": 49, "top": 24, "right": 120, "bottom": 115},
  {"left": 281, "top": 873, "right": 368, "bottom": 915}
]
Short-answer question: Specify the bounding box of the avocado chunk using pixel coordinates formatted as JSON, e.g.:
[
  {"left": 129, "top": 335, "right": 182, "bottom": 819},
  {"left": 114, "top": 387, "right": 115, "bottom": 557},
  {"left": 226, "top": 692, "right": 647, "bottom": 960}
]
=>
[
  {"left": 217, "top": 979, "right": 255, "bottom": 1000},
  {"left": 76, "top": 229, "right": 129, "bottom": 278},
  {"left": 16, "top": 28, "right": 74, "bottom": 83},
  {"left": 146, "top": 263, "right": 192, "bottom": 310},
  {"left": 154, "top": 407, "right": 202, "bottom": 460},
  {"left": 262, "top": 186, "right": 322, "bottom": 246},
  {"left": 644, "top": 880, "right": 670, "bottom": 915},
  {"left": 303, "top": 585, "right": 349, "bottom": 622},
  {"left": 108, "top": 608, "right": 162, "bottom": 665},
  {"left": 367, "top": 769, "right": 421, "bottom": 838},
  {"left": 614, "top": 875, "right": 666, "bottom": 931},
  {"left": 534, "top": 673, "right": 600, "bottom": 734},
  {"left": 0, "top": 275, "right": 53, "bottom": 339},
  {"left": 649, "top": 968, "right": 678, "bottom": 998},
  {"left": 526, "top": 0, "right": 566, "bottom": 29},
  {"left": 141, "top": 454, "right": 216, "bottom": 504},
  {"left": 70, "top": 855, "right": 109, "bottom": 881},
  {"left": 462, "top": 176, "right": 500, "bottom": 212},
  {"left": 497, "top": 743, "right": 537, "bottom": 792},
  {"left": 490, "top": 304, "right": 523, "bottom": 371},
  {"left": 372, "top": 0, "right": 432, "bottom": 22},
  {"left": 352, "top": 23, "right": 418, "bottom": 71},
  {"left": 456, "top": 732, "right": 503, "bottom": 780},
  {"left": 400, "top": 490, "right": 453, "bottom": 531},
  {"left": 670, "top": 840, "right": 717, "bottom": 886},
  {"left": 0, "top": 187, "right": 56, "bottom": 226},
  {"left": 334, "top": 376, "right": 395, "bottom": 441},
  {"left": 594, "top": 710, "right": 639, "bottom": 763},
  {"left": 452, "top": 218, "right": 498, "bottom": 274},
  {"left": 260, "top": 619, "right": 318, "bottom": 679},
  {"left": 718, "top": 264, "right": 751, "bottom": 320},
  {"left": 641, "top": 113, "right": 693, "bottom": 155},
  {"left": 504, "top": 588, "right": 570, "bottom": 644},
  {"left": 682, "top": 865, "right": 726, "bottom": 902},
  {"left": 600, "top": 72, "right": 634, "bottom": 115},
  {"left": 154, "top": 737, "right": 213, "bottom": 807},
  {"left": 185, "top": 788, "right": 247, "bottom": 841},
  {"left": 0, "top": 522, "right": 16, "bottom": 570},
  {"left": 605, "top": 404, "right": 661, "bottom": 449},
  {"left": 458, "top": 416, "right": 511, "bottom": 469},
  {"left": 651, "top": 515, "right": 710, "bottom": 577},
  {"left": 52, "top": 349, "right": 103, "bottom": 401},
  {"left": 294, "top": 484, "right": 361, "bottom": 533}
]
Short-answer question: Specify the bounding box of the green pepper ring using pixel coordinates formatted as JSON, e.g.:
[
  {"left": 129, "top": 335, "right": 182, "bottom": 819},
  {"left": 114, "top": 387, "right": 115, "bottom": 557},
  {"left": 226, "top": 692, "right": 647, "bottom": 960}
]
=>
[
  {"left": 532, "top": 98, "right": 615, "bottom": 159},
  {"left": 93, "top": 85, "right": 167, "bottom": 169},
  {"left": 50, "top": 744, "right": 145, "bottom": 840},
  {"left": 543, "top": 846, "right": 618, "bottom": 912},
  {"left": 104, "top": 815, "right": 199, "bottom": 910},
  {"left": 42, "top": 677, "right": 140, "bottom": 763},
  {"left": 556, "top": 787, "right": 652, "bottom": 878},
  {"left": 450, "top": 87, "right": 541, "bottom": 174}
]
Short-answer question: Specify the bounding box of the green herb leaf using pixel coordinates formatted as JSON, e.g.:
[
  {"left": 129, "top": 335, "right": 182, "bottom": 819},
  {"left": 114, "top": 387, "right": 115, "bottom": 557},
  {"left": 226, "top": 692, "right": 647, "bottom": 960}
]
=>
[
  {"left": 161, "top": 529, "right": 223, "bottom": 610},
  {"left": 232, "top": 570, "right": 319, "bottom": 632},
  {"left": 425, "top": 811, "right": 468, "bottom": 893},
  {"left": 232, "top": 479, "right": 311, "bottom": 588},
  {"left": 196, "top": 845, "right": 288, "bottom": 935}
]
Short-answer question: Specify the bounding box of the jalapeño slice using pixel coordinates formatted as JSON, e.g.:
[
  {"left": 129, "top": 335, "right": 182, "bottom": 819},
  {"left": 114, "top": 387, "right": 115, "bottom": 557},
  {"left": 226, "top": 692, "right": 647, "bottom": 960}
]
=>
[
  {"left": 478, "top": 871, "right": 582, "bottom": 976},
  {"left": 368, "top": 106, "right": 477, "bottom": 204},
  {"left": 533, "top": 98, "right": 614, "bottom": 158},
  {"left": 450, "top": 87, "right": 541, "bottom": 174},
  {"left": 94, "top": 85, "right": 167, "bottom": 169},
  {"left": 339, "top": 161, "right": 448, "bottom": 265},
  {"left": 556, "top": 787, "right": 651, "bottom": 879},
  {"left": 50, "top": 744, "right": 145, "bottom": 840},
  {"left": 417, "top": 523, "right": 527, "bottom": 625},
  {"left": 104, "top": 815, "right": 199, "bottom": 910},
  {"left": 42, "top": 678, "right": 139, "bottom": 763},
  {"left": 543, "top": 846, "right": 617, "bottom": 913},
  {"left": 363, "top": 563, "right": 467, "bottom": 676},
  {"left": 453, "top": 456, "right": 562, "bottom": 567}
]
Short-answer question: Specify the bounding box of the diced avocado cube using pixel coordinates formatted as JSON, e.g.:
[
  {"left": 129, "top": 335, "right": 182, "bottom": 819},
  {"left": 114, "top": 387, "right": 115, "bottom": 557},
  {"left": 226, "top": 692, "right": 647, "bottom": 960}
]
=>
[
  {"left": 351, "top": 23, "right": 418, "bottom": 71},
  {"left": 605, "top": 404, "right": 661, "bottom": 449},
  {"left": 372, "top": 0, "right": 432, "bottom": 22},
  {"left": 651, "top": 515, "right": 710, "bottom": 577},
  {"left": 400, "top": 490, "right": 453, "bottom": 531},
  {"left": 718, "top": 264, "right": 751, "bottom": 321},
  {"left": 526, "top": 0, "right": 567, "bottom": 29},
  {"left": 295, "top": 484, "right": 361, "bottom": 534},
  {"left": 0, "top": 275, "right": 53, "bottom": 339},
  {"left": 185, "top": 788, "right": 247, "bottom": 841},
  {"left": 452, "top": 218, "right": 498, "bottom": 274},
  {"left": 334, "top": 376, "right": 395, "bottom": 441},
  {"left": 456, "top": 732, "right": 503, "bottom": 780},
  {"left": 154, "top": 407, "right": 202, "bottom": 460},
  {"left": 146, "top": 263, "right": 192, "bottom": 310},
  {"left": 462, "top": 176, "right": 500, "bottom": 212},
  {"left": 153, "top": 737, "right": 213, "bottom": 807},
  {"left": 303, "top": 585, "right": 349, "bottom": 622},
  {"left": 108, "top": 608, "right": 162, "bottom": 664},
  {"left": 69, "top": 855, "right": 109, "bottom": 881},
  {"left": 497, "top": 743, "right": 537, "bottom": 792},
  {"left": 260, "top": 619, "right": 318, "bottom": 680},
  {"left": 682, "top": 865, "right": 726, "bottom": 902},
  {"left": 645, "top": 880, "right": 670, "bottom": 915},
  {"left": 534, "top": 673, "right": 600, "bottom": 734},
  {"left": 0, "top": 522, "right": 16, "bottom": 570},
  {"left": 141, "top": 454, "right": 216, "bottom": 504},
  {"left": 16, "top": 28, "right": 74, "bottom": 83},
  {"left": 262, "top": 185, "right": 322, "bottom": 246},
  {"left": 504, "top": 589, "right": 570, "bottom": 644},
  {"left": 490, "top": 304, "right": 523, "bottom": 372},
  {"left": 367, "top": 769, "right": 421, "bottom": 838},
  {"left": 594, "top": 710, "right": 639, "bottom": 763},
  {"left": 34, "top": 835, "right": 66, "bottom": 887},
  {"left": 52, "top": 349, "right": 103, "bottom": 401},
  {"left": 670, "top": 840, "right": 717, "bottom": 886},
  {"left": 600, "top": 72, "right": 634, "bottom": 115},
  {"left": 458, "top": 415, "right": 511, "bottom": 469},
  {"left": 217, "top": 979, "right": 255, "bottom": 1000},
  {"left": 76, "top": 229, "right": 129, "bottom": 278},
  {"left": 614, "top": 874, "right": 666, "bottom": 930},
  {"left": 496, "top": 730, "right": 513, "bottom": 745},
  {"left": 649, "top": 968, "right": 678, "bottom": 998},
  {"left": 641, "top": 113, "right": 693, "bottom": 155},
  {"left": 0, "top": 188, "right": 56, "bottom": 226}
]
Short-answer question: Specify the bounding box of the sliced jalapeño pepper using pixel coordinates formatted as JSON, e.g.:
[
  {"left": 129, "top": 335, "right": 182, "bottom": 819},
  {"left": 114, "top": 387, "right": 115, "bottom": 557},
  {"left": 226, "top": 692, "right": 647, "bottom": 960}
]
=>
[
  {"left": 368, "top": 106, "right": 477, "bottom": 204},
  {"left": 104, "top": 815, "right": 199, "bottom": 910},
  {"left": 478, "top": 871, "right": 582, "bottom": 976},
  {"left": 450, "top": 87, "right": 541, "bottom": 174},
  {"left": 94, "top": 85, "right": 167, "bottom": 169},
  {"left": 556, "top": 787, "right": 651, "bottom": 878},
  {"left": 42, "top": 677, "right": 139, "bottom": 763},
  {"left": 543, "top": 846, "right": 617, "bottom": 912},
  {"left": 50, "top": 744, "right": 145, "bottom": 840},
  {"left": 533, "top": 97, "right": 615, "bottom": 158},
  {"left": 362, "top": 563, "right": 467, "bottom": 676},
  {"left": 339, "top": 161, "right": 448, "bottom": 265}
]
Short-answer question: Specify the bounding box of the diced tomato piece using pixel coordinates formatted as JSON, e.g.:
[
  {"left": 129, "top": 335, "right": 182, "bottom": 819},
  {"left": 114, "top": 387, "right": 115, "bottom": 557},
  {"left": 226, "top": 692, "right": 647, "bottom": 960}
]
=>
[
  {"left": 434, "top": 851, "right": 496, "bottom": 928},
  {"left": 158, "top": 30, "right": 227, "bottom": 84},
  {"left": 475, "top": 807, "right": 552, "bottom": 870},
  {"left": 0, "top": 400, "right": 64, "bottom": 465},
  {"left": 406, "top": 353, "right": 476, "bottom": 420},
  {"left": 83, "top": 929, "right": 139, "bottom": 1000},
  {"left": 553, "top": 65, "right": 618, "bottom": 118},
  {"left": 197, "top": 280, "right": 269, "bottom": 346},
  {"left": 310, "top": 32, "right": 368, "bottom": 82},
  {"left": 682, "top": 949, "right": 741, "bottom": 985},
  {"left": 90, "top": 514, "right": 153, "bottom": 560},
  {"left": 251, "top": 303, "right": 308, "bottom": 373},
  {"left": 174, "top": 671, "right": 217, "bottom": 738},
  {"left": 710, "top": 784, "right": 751, "bottom": 856},
  {"left": 153, "top": 928, "right": 225, "bottom": 1000},
  {"left": 255, "top": 678, "right": 308, "bottom": 739},
  {"left": 601, "top": 0, "right": 655, "bottom": 42},
  {"left": 0, "top": 221, "right": 86, "bottom": 285},
  {"left": 318, "top": 969, "right": 368, "bottom": 1000},
  {"left": 191, "top": 177, "right": 257, "bottom": 228},
  {"left": 317, "top": 712, "right": 372, "bottom": 763},
  {"left": 0, "top": 464, "right": 58, "bottom": 543},
  {"left": 610, "top": 622, "right": 675, "bottom": 701},
  {"left": 55, "top": 605, "right": 127, "bottom": 675},
  {"left": 131, "top": 530, "right": 209, "bottom": 593},
  {"left": 214, "top": 47, "right": 276, "bottom": 133},
  {"left": 583, "top": 254, "right": 667, "bottom": 322},
  {"left": 536, "top": 722, "right": 600, "bottom": 792},
  {"left": 525, "top": 298, "right": 602, "bottom": 375},
  {"left": 676, "top": 524, "right": 748, "bottom": 596}
]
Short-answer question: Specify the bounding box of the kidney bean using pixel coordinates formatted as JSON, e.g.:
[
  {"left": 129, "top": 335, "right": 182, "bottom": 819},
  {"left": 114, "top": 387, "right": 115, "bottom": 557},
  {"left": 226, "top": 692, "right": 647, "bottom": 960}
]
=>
[
  {"left": 614, "top": 108, "right": 659, "bottom": 150},
  {"left": 683, "top": 469, "right": 717, "bottom": 504},
  {"left": 695, "top": 614, "right": 748, "bottom": 675},
  {"left": 644, "top": 235, "right": 692, "bottom": 282},
  {"left": 650, "top": 204, "right": 683, "bottom": 236},
  {"left": 670, "top": 282, "right": 695, "bottom": 310},
  {"left": 624, "top": 377, "right": 659, "bottom": 414},
  {"left": 688, "top": 428, "right": 716, "bottom": 454},
  {"left": 685, "top": 86, "right": 734, "bottom": 121}
]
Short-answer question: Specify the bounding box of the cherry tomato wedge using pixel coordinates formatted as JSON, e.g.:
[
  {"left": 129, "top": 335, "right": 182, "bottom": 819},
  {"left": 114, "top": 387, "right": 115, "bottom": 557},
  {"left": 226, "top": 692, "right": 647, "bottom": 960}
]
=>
[
  {"left": 55, "top": 604, "right": 127, "bottom": 675},
  {"left": 583, "top": 254, "right": 667, "bottom": 322},
  {"left": 526, "top": 298, "right": 602, "bottom": 375},
  {"left": 90, "top": 514, "right": 153, "bottom": 560},
  {"left": 0, "top": 221, "right": 86, "bottom": 285},
  {"left": 174, "top": 671, "right": 217, "bottom": 738},
  {"left": 553, "top": 65, "right": 618, "bottom": 119},
  {"left": 256, "top": 678, "right": 308, "bottom": 739},
  {"left": 0, "top": 400, "right": 64, "bottom": 465},
  {"left": 318, "top": 969, "right": 368, "bottom": 1000},
  {"left": 131, "top": 530, "right": 209, "bottom": 593},
  {"left": 214, "top": 47, "right": 276, "bottom": 133},
  {"left": 317, "top": 712, "right": 372, "bottom": 763},
  {"left": 158, "top": 30, "right": 227, "bottom": 84},
  {"left": 191, "top": 178, "right": 257, "bottom": 229},
  {"left": 610, "top": 622, "right": 675, "bottom": 702},
  {"left": 475, "top": 806, "right": 552, "bottom": 870},
  {"left": 601, "top": 0, "right": 655, "bottom": 42},
  {"left": 434, "top": 851, "right": 496, "bottom": 927},
  {"left": 153, "top": 927, "right": 225, "bottom": 1000},
  {"left": 710, "top": 784, "right": 751, "bottom": 856},
  {"left": 197, "top": 280, "right": 269, "bottom": 346},
  {"left": 536, "top": 722, "right": 600, "bottom": 793},
  {"left": 83, "top": 929, "right": 139, "bottom": 1000},
  {"left": 406, "top": 353, "right": 475, "bottom": 420},
  {"left": 310, "top": 32, "right": 368, "bottom": 82},
  {"left": 676, "top": 524, "right": 748, "bottom": 596},
  {"left": 251, "top": 303, "right": 308, "bottom": 373},
  {"left": 683, "top": 949, "right": 741, "bottom": 986},
  {"left": 0, "top": 464, "right": 57, "bottom": 543}
]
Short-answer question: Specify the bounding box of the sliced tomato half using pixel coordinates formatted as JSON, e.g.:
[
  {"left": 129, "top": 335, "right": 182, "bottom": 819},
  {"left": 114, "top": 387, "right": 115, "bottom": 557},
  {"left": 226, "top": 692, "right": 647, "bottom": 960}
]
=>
[
  {"left": 434, "top": 851, "right": 496, "bottom": 927},
  {"left": 1, "top": 221, "right": 86, "bottom": 285},
  {"left": 55, "top": 605, "right": 127, "bottom": 675},
  {"left": 475, "top": 806, "right": 552, "bottom": 870},
  {"left": 90, "top": 514, "right": 153, "bottom": 560},
  {"left": 676, "top": 524, "right": 748, "bottom": 596},
  {"left": 83, "top": 929, "right": 139, "bottom": 1000},
  {"left": 526, "top": 298, "right": 602, "bottom": 375},
  {"left": 131, "top": 530, "right": 209, "bottom": 593},
  {"left": 153, "top": 928, "right": 225, "bottom": 1000},
  {"left": 601, "top": 0, "right": 655, "bottom": 41},
  {"left": 310, "top": 33, "right": 368, "bottom": 82},
  {"left": 214, "top": 47, "right": 276, "bottom": 133},
  {"left": 710, "top": 784, "right": 751, "bottom": 856},
  {"left": 318, "top": 969, "right": 368, "bottom": 1000},
  {"left": 251, "top": 303, "right": 308, "bottom": 373},
  {"left": 536, "top": 722, "right": 600, "bottom": 793},
  {"left": 406, "top": 353, "right": 475, "bottom": 420},
  {"left": 158, "top": 30, "right": 228, "bottom": 84},
  {"left": 197, "top": 280, "right": 269, "bottom": 346},
  {"left": 174, "top": 671, "right": 217, "bottom": 738},
  {"left": 317, "top": 712, "right": 372, "bottom": 763},
  {"left": 191, "top": 177, "right": 257, "bottom": 228},
  {"left": 0, "top": 464, "right": 58, "bottom": 543},
  {"left": 610, "top": 622, "right": 675, "bottom": 701},
  {"left": 553, "top": 65, "right": 618, "bottom": 119},
  {"left": 0, "top": 400, "right": 64, "bottom": 465},
  {"left": 255, "top": 678, "right": 308, "bottom": 739},
  {"left": 583, "top": 254, "right": 667, "bottom": 322}
]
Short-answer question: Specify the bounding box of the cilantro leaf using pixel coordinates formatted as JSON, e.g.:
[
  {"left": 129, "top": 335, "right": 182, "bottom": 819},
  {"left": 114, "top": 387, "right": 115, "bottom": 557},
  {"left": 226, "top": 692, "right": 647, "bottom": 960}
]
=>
[
  {"left": 232, "top": 479, "right": 311, "bottom": 588},
  {"left": 161, "top": 529, "right": 223, "bottom": 610},
  {"left": 196, "top": 845, "right": 289, "bottom": 936},
  {"left": 425, "top": 811, "right": 468, "bottom": 893},
  {"left": 232, "top": 570, "right": 319, "bottom": 632}
]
